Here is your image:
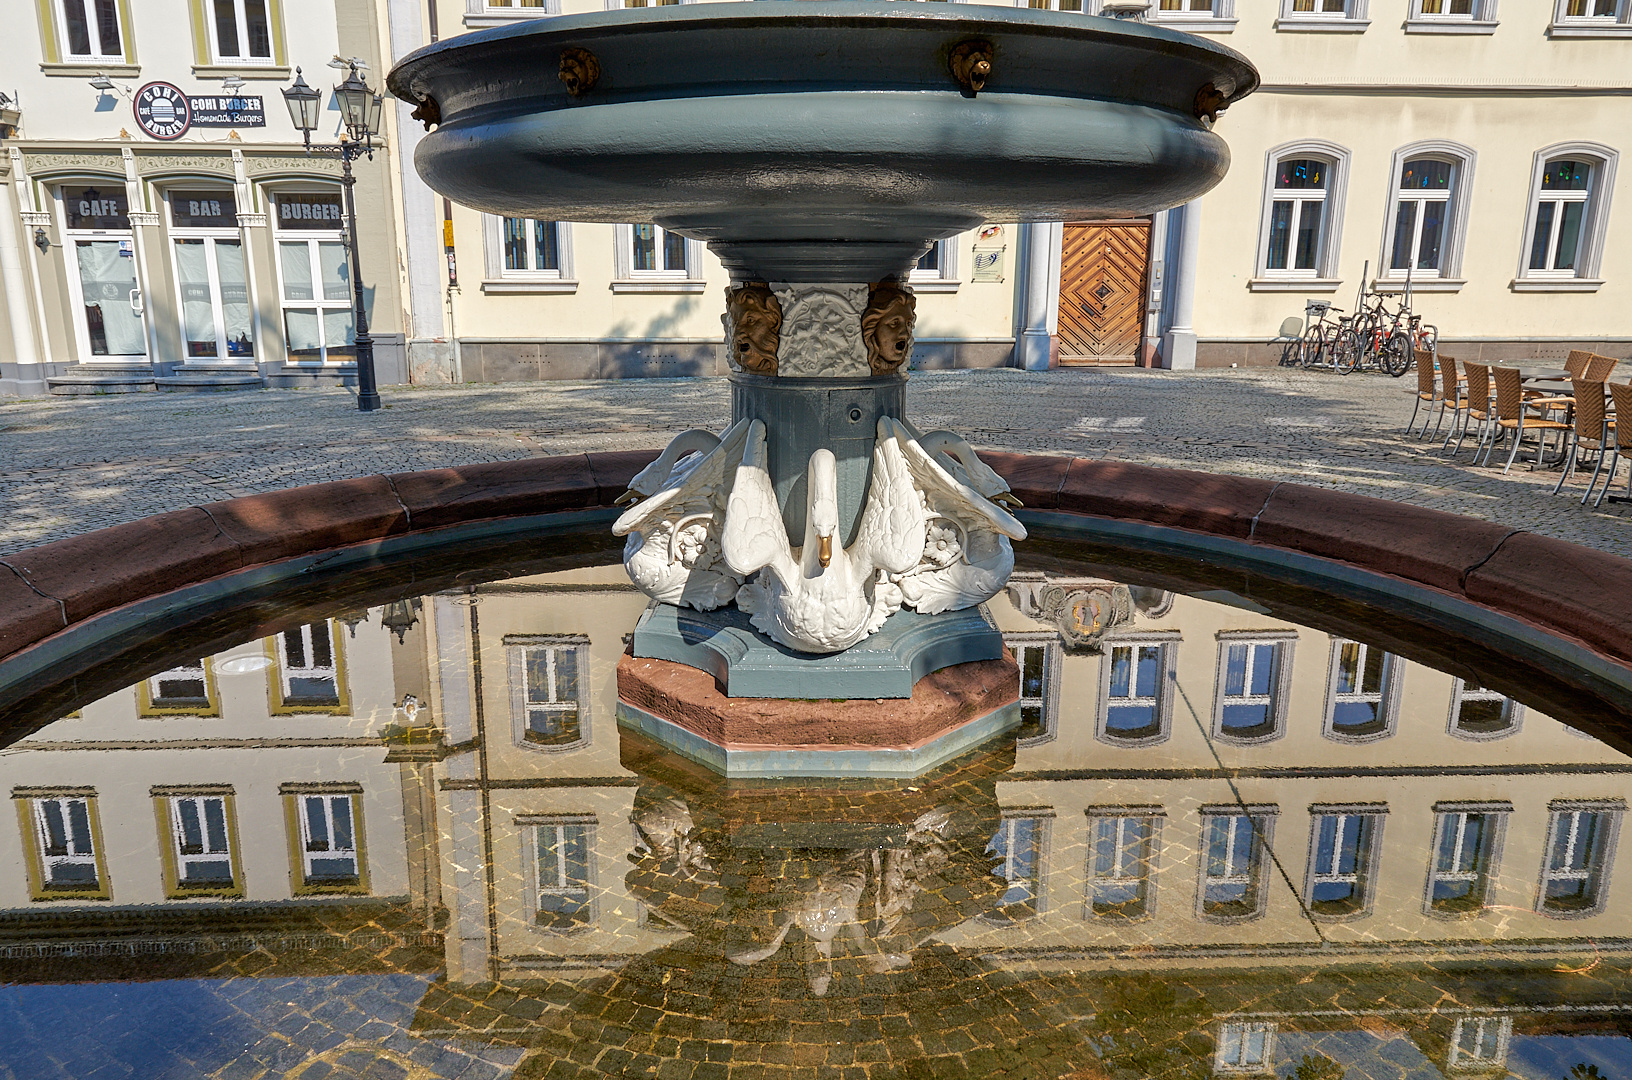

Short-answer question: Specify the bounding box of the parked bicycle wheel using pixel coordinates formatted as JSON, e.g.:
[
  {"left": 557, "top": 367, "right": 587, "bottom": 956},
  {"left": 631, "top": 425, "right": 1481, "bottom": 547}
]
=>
[
  {"left": 1383, "top": 331, "right": 1414, "bottom": 377},
  {"left": 1300, "top": 326, "right": 1325, "bottom": 369},
  {"left": 1332, "top": 329, "right": 1362, "bottom": 374}
]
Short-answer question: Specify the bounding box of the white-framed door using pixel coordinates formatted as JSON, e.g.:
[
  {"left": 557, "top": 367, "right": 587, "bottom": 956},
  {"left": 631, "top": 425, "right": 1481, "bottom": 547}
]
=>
[
  {"left": 57, "top": 184, "right": 149, "bottom": 364},
  {"left": 166, "top": 189, "right": 255, "bottom": 362}
]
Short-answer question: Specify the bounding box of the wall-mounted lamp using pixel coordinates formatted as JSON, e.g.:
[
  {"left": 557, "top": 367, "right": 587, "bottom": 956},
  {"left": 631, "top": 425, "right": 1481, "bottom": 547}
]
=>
[
  {"left": 88, "top": 74, "right": 116, "bottom": 91},
  {"left": 0, "top": 91, "right": 19, "bottom": 139},
  {"left": 33, "top": 227, "right": 53, "bottom": 253},
  {"left": 221, "top": 75, "right": 246, "bottom": 95}
]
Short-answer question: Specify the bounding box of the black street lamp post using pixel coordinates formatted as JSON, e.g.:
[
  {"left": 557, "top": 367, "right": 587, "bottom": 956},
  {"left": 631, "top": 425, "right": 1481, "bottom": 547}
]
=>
[{"left": 281, "top": 64, "right": 386, "bottom": 412}]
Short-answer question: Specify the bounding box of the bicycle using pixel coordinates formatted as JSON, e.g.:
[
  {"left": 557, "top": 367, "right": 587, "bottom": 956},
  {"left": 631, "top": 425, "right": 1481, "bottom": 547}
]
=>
[{"left": 1297, "top": 300, "right": 1346, "bottom": 369}]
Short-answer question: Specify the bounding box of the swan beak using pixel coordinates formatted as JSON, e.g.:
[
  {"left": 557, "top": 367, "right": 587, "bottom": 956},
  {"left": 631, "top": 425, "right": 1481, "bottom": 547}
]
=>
[
  {"left": 992, "top": 492, "right": 1024, "bottom": 510},
  {"left": 613, "top": 489, "right": 641, "bottom": 507},
  {"left": 818, "top": 534, "right": 833, "bottom": 568}
]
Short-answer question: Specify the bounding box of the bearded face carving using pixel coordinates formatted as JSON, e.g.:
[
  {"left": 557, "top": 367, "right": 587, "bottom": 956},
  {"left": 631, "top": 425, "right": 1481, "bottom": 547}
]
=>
[
  {"left": 723, "top": 282, "right": 782, "bottom": 376},
  {"left": 862, "top": 282, "right": 916, "bottom": 376}
]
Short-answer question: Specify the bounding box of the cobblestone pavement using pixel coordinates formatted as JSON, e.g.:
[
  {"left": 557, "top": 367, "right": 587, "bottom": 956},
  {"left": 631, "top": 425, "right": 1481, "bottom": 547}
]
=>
[{"left": 1, "top": 367, "right": 1627, "bottom": 558}]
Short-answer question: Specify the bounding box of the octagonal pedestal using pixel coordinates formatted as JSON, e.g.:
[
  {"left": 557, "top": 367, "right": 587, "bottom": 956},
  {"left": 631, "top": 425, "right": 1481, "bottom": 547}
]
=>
[{"left": 616, "top": 649, "right": 1021, "bottom": 778}]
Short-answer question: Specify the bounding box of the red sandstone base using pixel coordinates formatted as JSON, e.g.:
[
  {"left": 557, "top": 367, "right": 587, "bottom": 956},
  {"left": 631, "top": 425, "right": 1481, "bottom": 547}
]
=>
[{"left": 616, "top": 648, "right": 1020, "bottom": 753}]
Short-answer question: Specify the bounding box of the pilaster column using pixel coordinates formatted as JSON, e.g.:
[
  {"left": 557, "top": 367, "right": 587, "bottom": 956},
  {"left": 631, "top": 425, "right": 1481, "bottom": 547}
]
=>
[
  {"left": 1162, "top": 199, "right": 1200, "bottom": 371},
  {"left": 1015, "top": 221, "right": 1061, "bottom": 371},
  {"left": 0, "top": 169, "right": 44, "bottom": 395}
]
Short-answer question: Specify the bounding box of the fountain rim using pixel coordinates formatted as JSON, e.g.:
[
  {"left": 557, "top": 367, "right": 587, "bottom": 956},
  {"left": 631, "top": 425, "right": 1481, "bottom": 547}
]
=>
[{"left": 386, "top": 0, "right": 1260, "bottom": 112}]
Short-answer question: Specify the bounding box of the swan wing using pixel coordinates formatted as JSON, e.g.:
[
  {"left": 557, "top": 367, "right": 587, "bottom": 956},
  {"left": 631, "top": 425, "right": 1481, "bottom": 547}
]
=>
[
  {"left": 853, "top": 418, "right": 928, "bottom": 578},
  {"left": 625, "top": 428, "right": 722, "bottom": 497},
  {"left": 613, "top": 419, "right": 750, "bottom": 536},
  {"left": 896, "top": 422, "right": 1026, "bottom": 541},
  {"left": 915, "top": 429, "right": 1012, "bottom": 500},
  {"left": 721, "top": 420, "right": 795, "bottom": 580}
]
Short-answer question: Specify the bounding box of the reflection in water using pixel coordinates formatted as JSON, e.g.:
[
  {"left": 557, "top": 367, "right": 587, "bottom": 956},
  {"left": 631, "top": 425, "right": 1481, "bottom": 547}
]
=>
[{"left": 1, "top": 564, "right": 1631, "bottom": 1079}]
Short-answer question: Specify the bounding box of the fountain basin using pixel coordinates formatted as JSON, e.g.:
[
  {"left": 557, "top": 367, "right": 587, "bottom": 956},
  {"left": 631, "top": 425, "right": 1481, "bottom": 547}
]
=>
[{"left": 387, "top": 2, "right": 1258, "bottom": 279}]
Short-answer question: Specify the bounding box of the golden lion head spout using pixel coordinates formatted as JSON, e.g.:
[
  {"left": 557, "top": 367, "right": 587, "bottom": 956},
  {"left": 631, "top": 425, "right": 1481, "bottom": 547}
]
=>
[
  {"left": 723, "top": 282, "right": 782, "bottom": 376},
  {"left": 862, "top": 281, "right": 916, "bottom": 377},
  {"left": 948, "top": 40, "right": 994, "bottom": 96},
  {"left": 558, "top": 47, "right": 600, "bottom": 99}
]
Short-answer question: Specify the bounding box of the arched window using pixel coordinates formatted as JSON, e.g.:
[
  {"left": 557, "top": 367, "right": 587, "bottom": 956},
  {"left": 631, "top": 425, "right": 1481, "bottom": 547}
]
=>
[
  {"left": 1381, "top": 143, "right": 1475, "bottom": 288},
  {"left": 1516, "top": 144, "right": 1619, "bottom": 288},
  {"left": 1254, "top": 143, "right": 1351, "bottom": 286}
]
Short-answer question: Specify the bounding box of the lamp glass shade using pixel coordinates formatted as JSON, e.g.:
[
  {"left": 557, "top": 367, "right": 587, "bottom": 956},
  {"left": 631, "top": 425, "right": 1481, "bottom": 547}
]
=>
[
  {"left": 366, "top": 94, "right": 385, "bottom": 140},
  {"left": 281, "top": 71, "right": 322, "bottom": 133},
  {"left": 335, "top": 71, "right": 374, "bottom": 137}
]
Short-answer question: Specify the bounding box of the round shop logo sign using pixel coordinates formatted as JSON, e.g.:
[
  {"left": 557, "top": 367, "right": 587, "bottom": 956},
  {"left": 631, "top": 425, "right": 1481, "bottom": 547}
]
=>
[{"left": 133, "top": 82, "right": 192, "bottom": 141}]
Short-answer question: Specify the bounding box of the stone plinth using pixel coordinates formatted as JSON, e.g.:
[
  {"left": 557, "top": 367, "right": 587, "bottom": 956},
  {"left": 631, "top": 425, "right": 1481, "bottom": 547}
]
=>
[
  {"left": 631, "top": 602, "right": 1006, "bottom": 699},
  {"left": 616, "top": 649, "right": 1020, "bottom": 778}
]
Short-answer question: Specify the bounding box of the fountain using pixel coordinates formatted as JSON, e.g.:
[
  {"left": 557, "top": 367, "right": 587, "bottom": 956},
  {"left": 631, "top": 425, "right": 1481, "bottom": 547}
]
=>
[{"left": 386, "top": 2, "right": 1258, "bottom": 776}]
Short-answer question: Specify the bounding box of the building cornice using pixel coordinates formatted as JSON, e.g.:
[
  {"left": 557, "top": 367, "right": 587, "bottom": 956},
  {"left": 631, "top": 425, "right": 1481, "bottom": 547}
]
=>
[{"left": 1258, "top": 82, "right": 1632, "bottom": 96}]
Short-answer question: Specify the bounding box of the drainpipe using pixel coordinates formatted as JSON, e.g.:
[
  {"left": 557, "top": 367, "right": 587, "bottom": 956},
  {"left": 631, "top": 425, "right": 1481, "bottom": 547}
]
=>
[
  {"left": 1162, "top": 199, "right": 1200, "bottom": 371},
  {"left": 0, "top": 167, "right": 44, "bottom": 393}
]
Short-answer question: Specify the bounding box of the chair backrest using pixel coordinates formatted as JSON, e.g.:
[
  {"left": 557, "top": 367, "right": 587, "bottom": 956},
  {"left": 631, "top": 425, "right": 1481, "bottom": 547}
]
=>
[
  {"left": 1462, "top": 361, "right": 1490, "bottom": 414},
  {"left": 1278, "top": 316, "right": 1303, "bottom": 339},
  {"left": 1492, "top": 366, "right": 1526, "bottom": 420},
  {"left": 1611, "top": 383, "right": 1632, "bottom": 453},
  {"left": 1565, "top": 350, "right": 1593, "bottom": 380},
  {"left": 1416, "top": 349, "right": 1437, "bottom": 394},
  {"left": 1438, "top": 354, "right": 1460, "bottom": 401},
  {"left": 1574, "top": 379, "right": 1608, "bottom": 443},
  {"left": 1586, "top": 353, "right": 1621, "bottom": 382}
]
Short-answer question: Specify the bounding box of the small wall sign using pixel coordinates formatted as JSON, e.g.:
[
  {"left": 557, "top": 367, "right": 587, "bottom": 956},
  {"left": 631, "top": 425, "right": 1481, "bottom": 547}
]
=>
[
  {"left": 190, "top": 95, "right": 266, "bottom": 128},
  {"left": 133, "top": 82, "right": 192, "bottom": 141}
]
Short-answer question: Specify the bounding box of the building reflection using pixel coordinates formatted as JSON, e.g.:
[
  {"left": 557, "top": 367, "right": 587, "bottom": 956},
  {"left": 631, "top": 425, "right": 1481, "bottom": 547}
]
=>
[{"left": 2, "top": 566, "right": 1631, "bottom": 1078}]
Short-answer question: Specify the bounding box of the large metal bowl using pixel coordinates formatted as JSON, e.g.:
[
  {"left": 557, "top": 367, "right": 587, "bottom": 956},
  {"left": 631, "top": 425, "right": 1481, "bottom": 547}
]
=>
[{"left": 388, "top": 1, "right": 1258, "bottom": 279}]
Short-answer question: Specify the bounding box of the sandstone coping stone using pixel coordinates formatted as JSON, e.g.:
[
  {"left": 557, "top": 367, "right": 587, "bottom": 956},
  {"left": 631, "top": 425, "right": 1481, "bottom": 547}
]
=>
[
  {"left": 616, "top": 649, "right": 1019, "bottom": 751},
  {"left": 1058, "top": 458, "right": 1278, "bottom": 539},
  {"left": 0, "top": 563, "right": 66, "bottom": 658},
  {"left": 203, "top": 475, "right": 411, "bottom": 567},
  {"left": 389, "top": 454, "right": 600, "bottom": 531},
  {"left": 1464, "top": 531, "right": 1632, "bottom": 667}
]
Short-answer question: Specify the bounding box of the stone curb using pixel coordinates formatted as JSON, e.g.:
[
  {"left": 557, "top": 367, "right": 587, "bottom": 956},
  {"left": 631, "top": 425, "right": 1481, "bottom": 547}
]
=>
[{"left": 1, "top": 451, "right": 1629, "bottom": 682}]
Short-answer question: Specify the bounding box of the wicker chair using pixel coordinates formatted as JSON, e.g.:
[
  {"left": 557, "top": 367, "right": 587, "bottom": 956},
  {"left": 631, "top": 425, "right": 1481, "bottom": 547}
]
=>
[
  {"left": 1487, "top": 365, "right": 1571, "bottom": 472},
  {"left": 1447, "top": 361, "right": 1491, "bottom": 458},
  {"left": 1406, "top": 349, "right": 1441, "bottom": 437},
  {"left": 1552, "top": 379, "right": 1614, "bottom": 500},
  {"left": 1586, "top": 353, "right": 1621, "bottom": 381},
  {"left": 1430, "top": 354, "right": 1465, "bottom": 443},
  {"left": 1592, "top": 382, "right": 1632, "bottom": 508},
  {"left": 1530, "top": 350, "right": 1598, "bottom": 418}
]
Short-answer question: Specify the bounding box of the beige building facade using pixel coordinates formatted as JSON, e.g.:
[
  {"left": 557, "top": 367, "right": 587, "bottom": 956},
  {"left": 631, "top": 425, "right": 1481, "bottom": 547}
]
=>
[{"left": 0, "top": 0, "right": 411, "bottom": 396}]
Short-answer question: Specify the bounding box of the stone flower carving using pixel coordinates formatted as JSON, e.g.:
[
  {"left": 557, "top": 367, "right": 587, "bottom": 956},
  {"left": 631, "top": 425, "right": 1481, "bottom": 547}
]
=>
[
  {"left": 921, "top": 520, "right": 962, "bottom": 568},
  {"left": 722, "top": 282, "right": 781, "bottom": 375},
  {"left": 774, "top": 283, "right": 870, "bottom": 377},
  {"left": 862, "top": 281, "right": 916, "bottom": 376}
]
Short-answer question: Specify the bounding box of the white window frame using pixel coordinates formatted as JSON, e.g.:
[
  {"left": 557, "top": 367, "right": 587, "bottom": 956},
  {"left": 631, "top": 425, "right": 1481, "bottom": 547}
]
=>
[
  {"left": 1304, "top": 804, "right": 1387, "bottom": 922},
  {"left": 1005, "top": 633, "right": 1061, "bottom": 747},
  {"left": 1377, "top": 144, "right": 1476, "bottom": 290},
  {"left": 986, "top": 811, "right": 1052, "bottom": 921},
  {"left": 481, "top": 214, "right": 576, "bottom": 293},
  {"left": 1447, "top": 677, "right": 1525, "bottom": 740},
  {"left": 1211, "top": 631, "right": 1296, "bottom": 744},
  {"left": 1514, "top": 144, "right": 1618, "bottom": 290},
  {"left": 1407, "top": 0, "right": 1498, "bottom": 32},
  {"left": 167, "top": 793, "right": 236, "bottom": 888},
  {"left": 1447, "top": 1016, "right": 1512, "bottom": 1072},
  {"left": 521, "top": 814, "right": 598, "bottom": 929},
  {"left": 506, "top": 635, "right": 591, "bottom": 751},
  {"left": 1276, "top": 0, "right": 1369, "bottom": 31},
  {"left": 274, "top": 620, "right": 345, "bottom": 710},
  {"left": 1252, "top": 143, "right": 1351, "bottom": 289},
  {"left": 1096, "top": 633, "right": 1179, "bottom": 747},
  {"left": 140, "top": 658, "right": 219, "bottom": 716},
  {"left": 612, "top": 223, "right": 705, "bottom": 293},
  {"left": 165, "top": 187, "right": 256, "bottom": 362},
  {"left": 1215, "top": 1021, "right": 1277, "bottom": 1075},
  {"left": 464, "top": 0, "right": 559, "bottom": 27},
  {"left": 1198, "top": 805, "right": 1277, "bottom": 923},
  {"left": 1321, "top": 639, "right": 1402, "bottom": 742},
  {"left": 1148, "top": 0, "right": 1237, "bottom": 31},
  {"left": 297, "top": 791, "right": 361, "bottom": 885},
  {"left": 1537, "top": 799, "right": 1623, "bottom": 918},
  {"left": 270, "top": 190, "right": 354, "bottom": 364},
  {"left": 52, "top": 0, "right": 128, "bottom": 63},
  {"left": 607, "top": 0, "right": 687, "bottom": 8},
  {"left": 1084, "top": 807, "right": 1163, "bottom": 921},
  {"left": 1015, "top": 0, "right": 1089, "bottom": 11},
  {"left": 208, "top": 0, "right": 275, "bottom": 64},
  {"left": 1424, "top": 800, "right": 1510, "bottom": 918},
  {"left": 30, "top": 794, "right": 101, "bottom": 892},
  {"left": 1550, "top": 0, "right": 1632, "bottom": 36},
  {"left": 908, "top": 238, "right": 961, "bottom": 293}
]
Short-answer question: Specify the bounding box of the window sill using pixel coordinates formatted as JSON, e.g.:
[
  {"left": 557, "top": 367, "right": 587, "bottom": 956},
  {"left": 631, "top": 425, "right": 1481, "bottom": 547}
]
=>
[
  {"left": 1509, "top": 278, "right": 1605, "bottom": 292},
  {"left": 464, "top": 10, "right": 557, "bottom": 25},
  {"left": 191, "top": 64, "right": 291, "bottom": 80},
  {"left": 1149, "top": 17, "right": 1237, "bottom": 32},
  {"left": 1248, "top": 278, "right": 1342, "bottom": 293},
  {"left": 610, "top": 279, "right": 707, "bottom": 294},
  {"left": 907, "top": 279, "right": 961, "bottom": 293},
  {"left": 482, "top": 279, "right": 578, "bottom": 294},
  {"left": 1404, "top": 18, "right": 1498, "bottom": 33},
  {"left": 41, "top": 62, "right": 139, "bottom": 77},
  {"left": 1548, "top": 22, "right": 1632, "bottom": 37},
  {"left": 1274, "top": 17, "right": 1370, "bottom": 32},
  {"left": 1372, "top": 278, "right": 1465, "bottom": 293}
]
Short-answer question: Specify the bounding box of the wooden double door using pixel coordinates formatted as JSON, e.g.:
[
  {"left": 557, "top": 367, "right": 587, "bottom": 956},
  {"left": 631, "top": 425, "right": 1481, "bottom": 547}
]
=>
[{"left": 1058, "top": 220, "right": 1152, "bottom": 366}]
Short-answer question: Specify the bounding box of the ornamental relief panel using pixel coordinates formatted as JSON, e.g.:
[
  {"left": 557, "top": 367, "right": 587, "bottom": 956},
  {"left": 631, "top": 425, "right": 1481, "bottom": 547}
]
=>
[
  {"left": 242, "top": 154, "right": 343, "bottom": 177},
  {"left": 20, "top": 152, "right": 126, "bottom": 177}
]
